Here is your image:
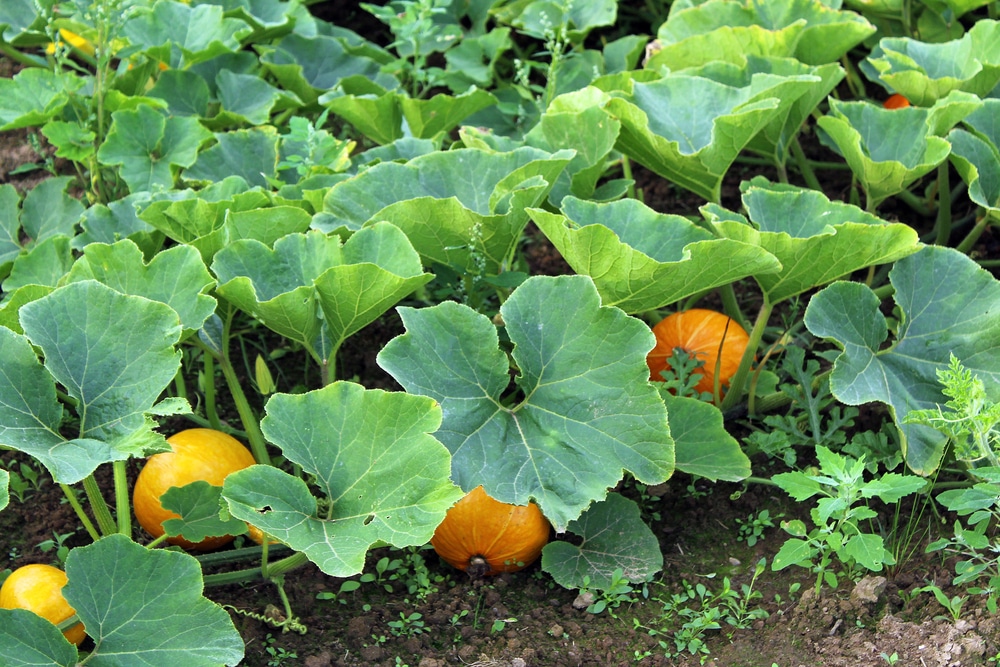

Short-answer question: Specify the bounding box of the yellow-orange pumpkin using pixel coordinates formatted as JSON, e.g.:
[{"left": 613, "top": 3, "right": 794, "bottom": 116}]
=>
[
  {"left": 431, "top": 486, "right": 550, "bottom": 577},
  {"left": 646, "top": 308, "right": 750, "bottom": 398},
  {"left": 0, "top": 563, "right": 85, "bottom": 646},
  {"left": 883, "top": 93, "right": 910, "bottom": 109},
  {"left": 133, "top": 428, "right": 256, "bottom": 551}
]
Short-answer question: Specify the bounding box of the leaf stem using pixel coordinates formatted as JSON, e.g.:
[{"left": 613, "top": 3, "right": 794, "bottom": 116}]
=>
[
  {"left": 217, "top": 306, "right": 271, "bottom": 465},
  {"left": 720, "top": 299, "right": 774, "bottom": 413},
  {"left": 203, "top": 350, "right": 222, "bottom": 431},
  {"left": 934, "top": 162, "right": 952, "bottom": 245},
  {"left": 955, "top": 211, "right": 996, "bottom": 256},
  {"left": 789, "top": 136, "right": 823, "bottom": 192},
  {"left": 113, "top": 460, "right": 131, "bottom": 537},
  {"left": 82, "top": 474, "right": 117, "bottom": 536},
  {"left": 60, "top": 483, "right": 100, "bottom": 541}
]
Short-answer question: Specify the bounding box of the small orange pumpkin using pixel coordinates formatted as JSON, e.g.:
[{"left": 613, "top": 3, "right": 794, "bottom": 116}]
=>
[
  {"left": 133, "top": 428, "right": 256, "bottom": 551},
  {"left": 646, "top": 308, "right": 750, "bottom": 397},
  {"left": 431, "top": 486, "right": 551, "bottom": 577},
  {"left": 0, "top": 563, "right": 85, "bottom": 646},
  {"left": 883, "top": 93, "right": 910, "bottom": 109}
]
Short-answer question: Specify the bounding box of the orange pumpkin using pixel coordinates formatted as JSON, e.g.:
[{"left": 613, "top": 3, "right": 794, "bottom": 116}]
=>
[
  {"left": 646, "top": 308, "right": 750, "bottom": 397},
  {"left": 883, "top": 93, "right": 910, "bottom": 109},
  {"left": 0, "top": 563, "right": 85, "bottom": 646},
  {"left": 133, "top": 428, "right": 256, "bottom": 551},
  {"left": 431, "top": 486, "right": 551, "bottom": 577}
]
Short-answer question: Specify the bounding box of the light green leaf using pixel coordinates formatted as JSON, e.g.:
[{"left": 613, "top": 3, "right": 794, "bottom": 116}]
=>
[
  {"left": 0, "top": 467, "right": 7, "bottom": 511},
  {"left": 860, "top": 473, "right": 928, "bottom": 503},
  {"left": 816, "top": 91, "right": 981, "bottom": 208},
  {"left": 842, "top": 533, "right": 889, "bottom": 571},
  {"left": 705, "top": 178, "right": 921, "bottom": 303},
  {"left": 0, "top": 0, "right": 48, "bottom": 44},
  {"left": 161, "top": 481, "right": 247, "bottom": 543},
  {"left": 771, "top": 471, "right": 824, "bottom": 501},
  {"left": 862, "top": 20, "right": 1000, "bottom": 106},
  {"left": 146, "top": 70, "right": 212, "bottom": 117},
  {"left": 0, "top": 68, "right": 83, "bottom": 131},
  {"left": 530, "top": 197, "right": 780, "bottom": 313},
  {"left": 97, "top": 105, "right": 213, "bottom": 194},
  {"left": 211, "top": 69, "right": 292, "bottom": 128},
  {"left": 41, "top": 120, "right": 96, "bottom": 162},
  {"left": 63, "top": 534, "right": 244, "bottom": 665},
  {"left": 184, "top": 127, "right": 279, "bottom": 188},
  {"left": 72, "top": 194, "right": 162, "bottom": 257},
  {"left": 19, "top": 281, "right": 182, "bottom": 463},
  {"left": 0, "top": 183, "right": 20, "bottom": 270},
  {"left": 666, "top": 394, "right": 750, "bottom": 481},
  {"left": 949, "top": 99, "right": 1000, "bottom": 215},
  {"left": 65, "top": 240, "right": 216, "bottom": 332},
  {"left": 772, "top": 537, "right": 815, "bottom": 570},
  {"left": 0, "top": 608, "right": 78, "bottom": 667},
  {"left": 2, "top": 236, "right": 74, "bottom": 292},
  {"left": 603, "top": 73, "right": 787, "bottom": 202},
  {"left": 541, "top": 493, "right": 662, "bottom": 590},
  {"left": 804, "top": 245, "right": 1000, "bottom": 474},
  {"left": 378, "top": 275, "right": 674, "bottom": 532},
  {"left": 20, "top": 176, "right": 84, "bottom": 244},
  {"left": 224, "top": 382, "right": 462, "bottom": 577},
  {"left": 317, "top": 147, "right": 571, "bottom": 273},
  {"left": 498, "top": 0, "right": 616, "bottom": 42},
  {"left": 123, "top": 2, "right": 252, "bottom": 67}
]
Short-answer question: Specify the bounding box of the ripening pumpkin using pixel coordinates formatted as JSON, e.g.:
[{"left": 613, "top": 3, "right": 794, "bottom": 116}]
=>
[
  {"left": 883, "top": 93, "right": 910, "bottom": 109},
  {"left": 133, "top": 428, "right": 256, "bottom": 551},
  {"left": 431, "top": 486, "right": 551, "bottom": 577},
  {"left": 646, "top": 308, "right": 750, "bottom": 397},
  {"left": 0, "top": 563, "right": 85, "bottom": 646}
]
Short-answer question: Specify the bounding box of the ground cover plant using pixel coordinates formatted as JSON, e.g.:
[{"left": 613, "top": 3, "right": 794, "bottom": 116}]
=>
[{"left": 0, "top": 0, "right": 999, "bottom": 665}]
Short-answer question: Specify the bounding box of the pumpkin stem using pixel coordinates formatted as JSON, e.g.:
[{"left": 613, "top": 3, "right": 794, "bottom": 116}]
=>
[{"left": 467, "top": 556, "right": 491, "bottom": 579}]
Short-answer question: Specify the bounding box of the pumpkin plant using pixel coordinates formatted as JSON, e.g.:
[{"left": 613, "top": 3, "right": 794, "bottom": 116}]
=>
[
  {"left": 431, "top": 485, "right": 551, "bottom": 578},
  {"left": 0, "top": 564, "right": 85, "bottom": 647},
  {"left": 646, "top": 308, "right": 751, "bottom": 403}
]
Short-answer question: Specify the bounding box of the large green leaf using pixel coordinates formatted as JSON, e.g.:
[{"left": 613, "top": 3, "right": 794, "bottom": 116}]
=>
[
  {"left": 316, "top": 147, "right": 571, "bottom": 273},
  {"left": 97, "top": 104, "right": 213, "bottom": 194},
  {"left": 496, "top": 0, "right": 616, "bottom": 43},
  {"left": 862, "top": 20, "right": 1000, "bottom": 106},
  {"left": 184, "top": 127, "right": 279, "bottom": 188},
  {"left": 2, "top": 236, "right": 74, "bottom": 292},
  {"left": 0, "top": 608, "right": 77, "bottom": 667},
  {"left": 949, "top": 99, "right": 1000, "bottom": 215},
  {"left": 378, "top": 275, "right": 674, "bottom": 531},
  {"left": 65, "top": 240, "right": 216, "bottom": 332},
  {"left": 161, "top": 481, "right": 248, "bottom": 543},
  {"left": 648, "top": 0, "right": 873, "bottom": 68},
  {"left": 63, "top": 534, "right": 244, "bottom": 665},
  {"left": 667, "top": 394, "right": 751, "bottom": 481},
  {"left": 213, "top": 224, "right": 431, "bottom": 365},
  {"left": 123, "top": 1, "right": 252, "bottom": 67},
  {"left": 223, "top": 382, "right": 463, "bottom": 576},
  {"left": 529, "top": 197, "right": 780, "bottom": 313},
  {"left": 816, "top": 92, "right": 982, "bottom": 209},
  {"left": 6, "top": 281, "right": 183, "bottom": 482},
  {"left": 704, "top": 178, "right": 921, "bottom": 303},
  {"left": 602, "top": 73, "right": 789, "bottom": 202},
  {"left": 20, "top": 176, "right": 85, "bottom": 245},
  {"left": 804, "top": 246, "right": 1000, "bottom": 475},
  {"left": 0, "top": 68, "right": 84, "bottom": 131},
  {"left": 541, "top": 493, "right": 662, "bottom": 590}
]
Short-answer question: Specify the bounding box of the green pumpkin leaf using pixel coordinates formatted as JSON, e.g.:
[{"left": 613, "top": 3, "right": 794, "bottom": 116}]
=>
[
  {"left": 804, "top": 246, "right": 1000, "bottom": 474},
  {"left": 705, "top": 178, "right": 921, "bottom": 303},
  {"left": 146, "top": 70, "right": 212, "bottom": 117},
  {"left": 0, "top": 467, "right": 7, "bottom": 511},
  {"left": 40, "top": 120, "right": 96, "bottom": 162},
  {"left": 2, "top": 236, "right": 74, "bottom": 292},
  {"left": 862, "top": 20, "right": 1000, "bottom": 106},
  {"left": 949, "top": 99, "right": 1000, "bottom": 215},
  {"left": 122, "top": 2, "right": 252, "bottom": 67},
  {"left": 816, "top": 91, "right": 981, "bottom": 209},
  {"left": 63, "top": 534, "right": 244, "bottom": 665},
  {"left": 0, "top": 608, "right": 78, "bottom": 667},
  {"left": 378, "top": 275, "right": 674, "bottom": 532},
  {"left": 161, "top": 481, "right": 248, "bottom": 543},
  {"left": 0, "top": 68, "right": 83, "bottom": 131},
  {"left": 184, "top": 127, "right": 279, "bottom": 188},
  {"left": 65, "top": 240, "right": 216, "bottom": 332},
  {"left": 210, "top": 70, "right": 295, "bottom": 128},
  {"left": 223, "top": 383, "right": 463, "bottom": 577},
  {"left": 20, "top": 177, "right": 84, "bottom": 244},
  {"left": 97, "top": 105, "right": 213, "bottom": 194},
  {"left": 542, "top": 493, "right": 662, "bottom": 590},
  {"left": 530, "top": 197, "right": 780, "bottom": 313},
  {"left": 317, "top": 147, "right": 571, "bottom": 274},
  {"left": 667, "top": 394, "right": 751, "bottom": 481}
]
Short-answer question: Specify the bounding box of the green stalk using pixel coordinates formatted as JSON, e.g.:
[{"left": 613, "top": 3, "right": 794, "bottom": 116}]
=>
[
  {"left": 113, "top": 460, "right": 131, "bottom": 537},
  {"left": 202, "top": 551, "right": 308, "bottom": 587},
  {"left": 622, "top": 156, "right": 643, "bottom": 203},
  {"left": 0, "top": 42, "right": 47, "bottom": 68},
  {"left": 203, "top": 350, "right": 222, "bottom": 431},
  {"left": 789, "top": 137, "right": 823, "bottom": 192},
  {"left": 955, "top": 211, "right": 996, "bottom": 256},
  {"left": 717, "top": 283, "right": 751, "bottom": 336},
  {"left": 219, "top": 307, "right": 270, "bottom": 465},
  {"left": 720, "top": 299, "right": 774, "bottom": 413},
  {"left": 60, "top": 483, "right": 100, "bottom": 541},
  {"left": 195, "top": 544, "right": 291, "bottom": 566},
  {"left": 894, "top": 188, "right": 933, "bottom": 218},
  {"left": 82, "top": 474, "right": 117, "bottom": 536},
  {"left": 934, "top": 162, "right": 952, "bottom": 246}
]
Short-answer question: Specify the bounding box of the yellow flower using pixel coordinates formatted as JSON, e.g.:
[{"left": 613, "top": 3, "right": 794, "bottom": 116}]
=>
[{"left": 45, "top": 29, "right": 96, "bottom": 57}]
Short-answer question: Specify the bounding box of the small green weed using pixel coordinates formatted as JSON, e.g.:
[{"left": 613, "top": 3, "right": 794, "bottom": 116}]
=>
[
  {"left": 736, "top": 509, "right": 781, "bottom": 547},
  {"left": 262, "top": 633, "right": 297, "bottom": 667},
  {"left": 387, "top": 611, "right": 425, "bottom": 638}
]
